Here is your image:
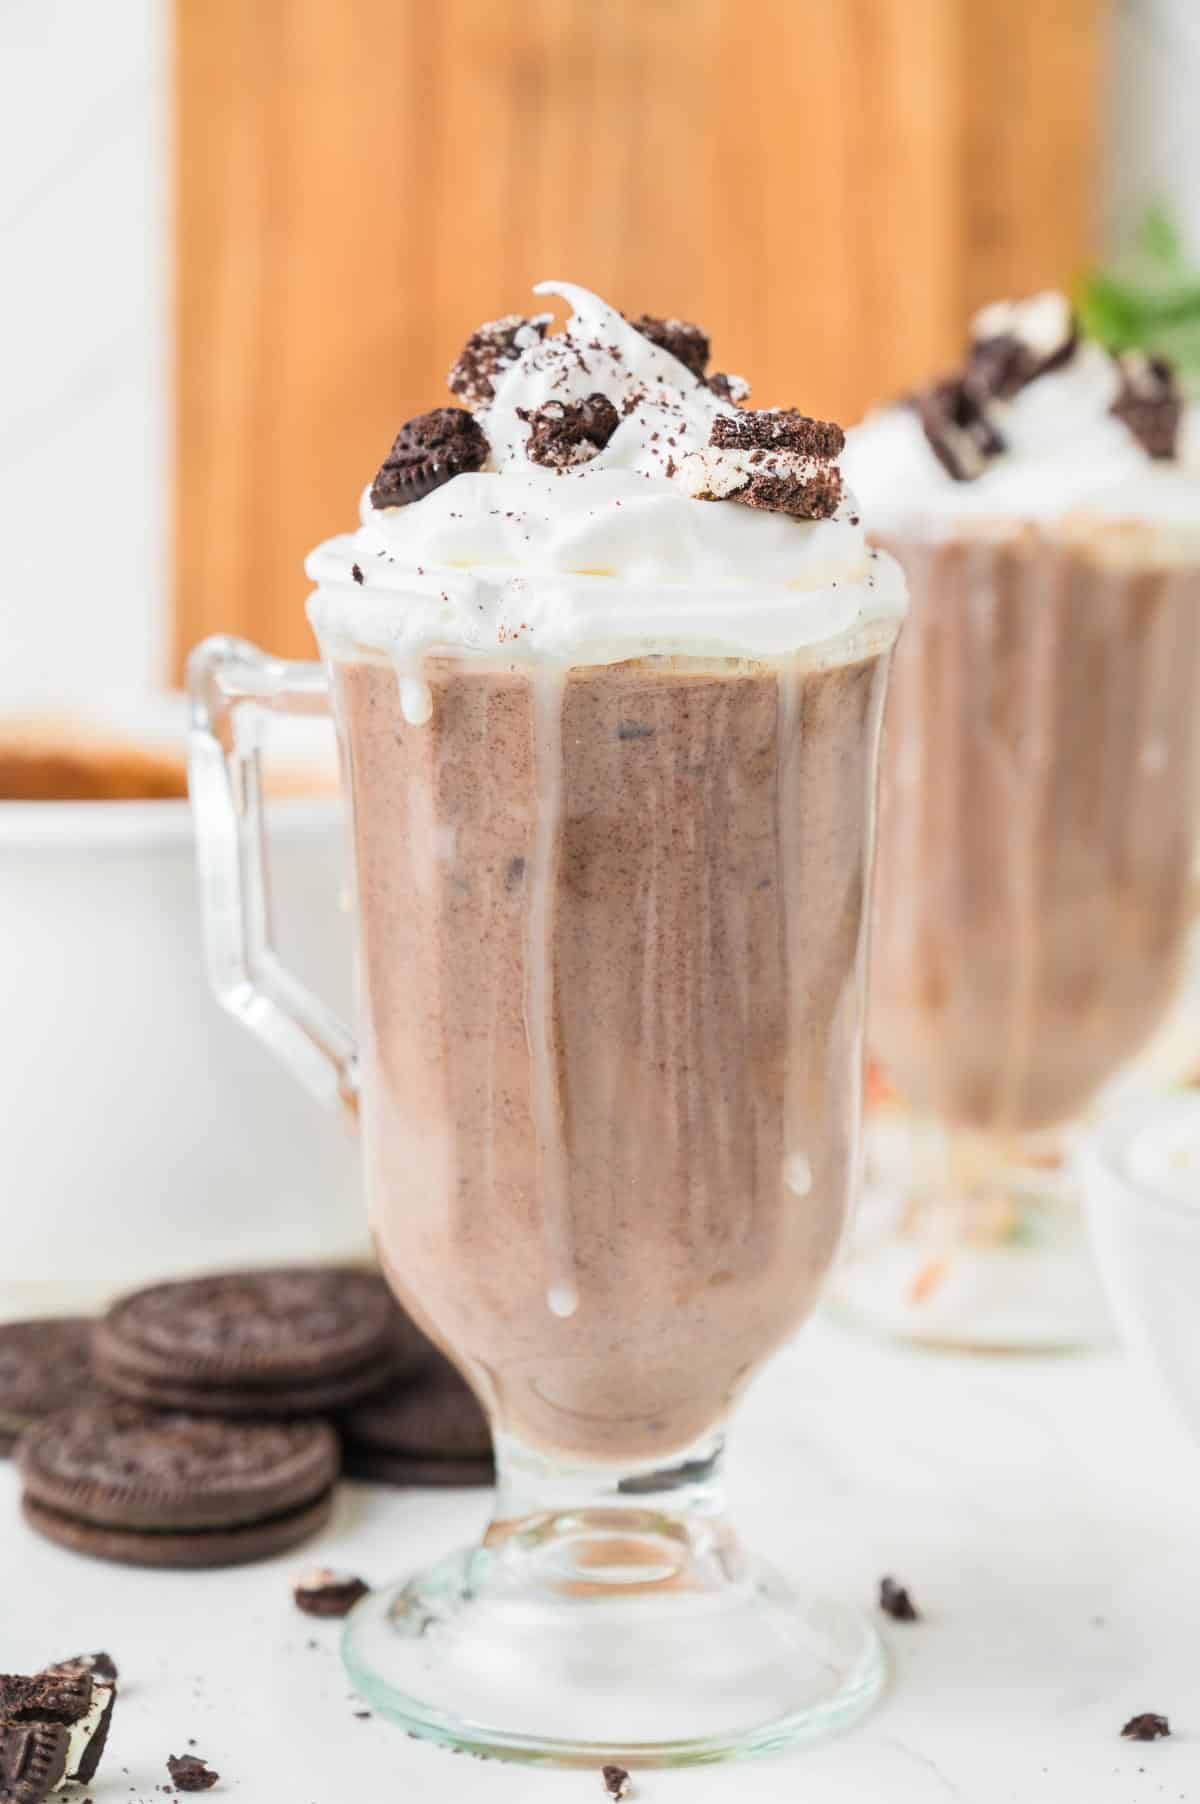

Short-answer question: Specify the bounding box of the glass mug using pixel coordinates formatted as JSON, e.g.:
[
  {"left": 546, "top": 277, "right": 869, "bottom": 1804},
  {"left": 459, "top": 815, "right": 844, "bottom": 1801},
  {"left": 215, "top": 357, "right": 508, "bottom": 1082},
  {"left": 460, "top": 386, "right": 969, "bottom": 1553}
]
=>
[
  {"left": 838, "top": 525, "right": 1200, "bottom": 1354},
  {"left": 188, "top": 614, "right": 898, "bottom": 1765}
]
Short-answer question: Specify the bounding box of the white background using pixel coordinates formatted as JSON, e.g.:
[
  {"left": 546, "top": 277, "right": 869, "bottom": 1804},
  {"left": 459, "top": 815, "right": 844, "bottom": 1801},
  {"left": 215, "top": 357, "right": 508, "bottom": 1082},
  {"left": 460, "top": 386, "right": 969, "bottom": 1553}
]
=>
[{"left": 1, "top": 0, "right": 1197, "bottom": 707}]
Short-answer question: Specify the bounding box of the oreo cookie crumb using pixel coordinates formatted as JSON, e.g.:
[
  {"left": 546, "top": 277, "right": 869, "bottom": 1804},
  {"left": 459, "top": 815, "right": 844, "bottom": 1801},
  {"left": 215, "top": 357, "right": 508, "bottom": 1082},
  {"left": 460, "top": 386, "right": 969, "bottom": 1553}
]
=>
[
  {"left": 602, "top": 1763, "right": 632, "bottom": 1798},
  {"left": 711, "top": 408, "right": 844, "bottom": 461},
  {"left": 967, "top": 328, "right": 1076, "bottom": 401},
  {"left": 351, "top": 563, "right": 364, "bottom": 585},
  {"left": 736, "top": 466, "right": 843, "bottom": 520},
  {"left": 520, "top": 394, "right": 620, "bottom": 468},
  {"left": 1110, "top": 353, "right": 1181, "bottom": 460},
  {"left": 967, "top": 292, "right": 1077, "bottom": 400},
  {"left": 0, "top": 1721, "right": 69, "bottom": 1802},
  {"left": 629, "top": 314, "right": 710, "bottom": 378},
  {"left": 707, "top": 370, "right": 750, "bottom": 405},
  {"left": 1121, "top": 1713, "right": 1170, "bottom": 1741},
  {"left": 911, "top": 377, "right": 1004, "bottom": 481},
  {"left": 292, "top": 1567, "right": 370, "bottom": 1619},
  {"left": 879, "top": 1576, "right": 920, "bottom": 1622},
  {"left": 448, "top": 313, "right": 551, "bottom": 406},
  {"left": 371, "top": 409, "right": 489, "bottom": 509},
  {"left": 167, "top": 1753, "right": 219, "bottom": 1791},
  {"left": 354, "top": 1711, "right": 371, "bottom": 1720}
]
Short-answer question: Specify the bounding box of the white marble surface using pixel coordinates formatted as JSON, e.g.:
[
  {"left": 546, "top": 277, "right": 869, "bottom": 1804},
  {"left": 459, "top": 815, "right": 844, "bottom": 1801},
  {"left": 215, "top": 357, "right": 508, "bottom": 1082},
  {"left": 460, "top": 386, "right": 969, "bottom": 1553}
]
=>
[{"left": 2, "top": 1319, "right": 1197, "bottom": 1803}]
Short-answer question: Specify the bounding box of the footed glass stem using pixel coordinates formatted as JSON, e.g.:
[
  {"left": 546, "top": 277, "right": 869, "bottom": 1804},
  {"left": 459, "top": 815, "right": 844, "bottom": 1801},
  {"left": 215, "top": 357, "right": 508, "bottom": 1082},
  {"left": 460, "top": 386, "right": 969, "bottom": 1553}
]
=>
[
  {"left": 834, "top": 1107, "right": 1112, "bottom": 1353},
  {"left": 342, "top": 1433, "right": 884, "bottom": 1766}
]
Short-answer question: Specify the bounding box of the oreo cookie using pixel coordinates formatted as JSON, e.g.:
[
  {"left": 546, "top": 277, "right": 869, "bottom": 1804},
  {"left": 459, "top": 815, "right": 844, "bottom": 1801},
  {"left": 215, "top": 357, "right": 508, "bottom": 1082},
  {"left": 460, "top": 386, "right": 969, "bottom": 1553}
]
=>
[
  {"left": 95, "top": 1269, "right": 421, "bottom": 1417},
  {"left": 0, "top": 1320, "right": 102, "bottom": 1455},
  {"left": 339, "top": 1354, "right": 493, "bottom": 1487},
  {"left": 680, "top": 407, "right": 846, "bottom": 520},
  {"left": 911, "top": 376, "right": 1005, "bottom": 481},
  {"left": 370, "top": 408, "right": 489, "bottom": 509},
  {"left": 1110, "top": 352, "right": 1182, "bottom": 460},
  {"left": 710, "top": 408, "right": 844, "bottom": 461},
  {"left": 628, "top": 314, "right": 711, "bottom": 379},
  {"left": 520, "top": 394, "right": 620, "bottom": 467},
  {"left": 967, "top": 292, "right": 1077, "bottom": 400},
  {"left": 19, "top": 1403, "right": 338, "bottom": 1568},
  {"left": 0, "top": 1654, "right": 117, "bottom": 1798},
  {"left": 706, "top": 371, "right": 750, "bottom": 405},
  {"left": 448, "top": 312, "right": 551, "bottom": 406}
]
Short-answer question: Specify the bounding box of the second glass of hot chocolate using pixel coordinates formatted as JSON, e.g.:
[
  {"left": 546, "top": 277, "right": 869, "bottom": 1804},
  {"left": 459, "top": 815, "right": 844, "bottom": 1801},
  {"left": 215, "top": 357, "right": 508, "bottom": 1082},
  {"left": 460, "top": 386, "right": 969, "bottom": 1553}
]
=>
[{"left": 843, "top": 294, "right": 1200, "bottom": 1352}]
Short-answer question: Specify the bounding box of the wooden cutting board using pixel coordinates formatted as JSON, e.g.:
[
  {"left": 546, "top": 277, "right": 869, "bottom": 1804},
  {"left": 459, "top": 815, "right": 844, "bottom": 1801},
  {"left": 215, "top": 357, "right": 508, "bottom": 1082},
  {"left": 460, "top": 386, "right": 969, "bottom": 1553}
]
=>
[{"left": 173, "top": 0, "right": 1105, "bottom": 666}]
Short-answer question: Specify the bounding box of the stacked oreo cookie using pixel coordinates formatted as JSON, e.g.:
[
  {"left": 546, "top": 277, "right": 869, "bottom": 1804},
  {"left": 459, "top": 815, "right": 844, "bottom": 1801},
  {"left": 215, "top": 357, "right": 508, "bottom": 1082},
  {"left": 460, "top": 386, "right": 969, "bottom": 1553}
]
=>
[{"left": 2, "top": 1267, "right": 493, "bottom": 1570}]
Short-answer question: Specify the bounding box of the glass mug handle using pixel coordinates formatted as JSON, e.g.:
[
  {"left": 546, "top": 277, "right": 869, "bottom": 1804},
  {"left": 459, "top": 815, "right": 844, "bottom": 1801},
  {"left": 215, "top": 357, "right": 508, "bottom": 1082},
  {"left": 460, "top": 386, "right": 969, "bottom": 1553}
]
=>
[{"left": 186, "top": 635, "right": 358, "bottom": 1117}]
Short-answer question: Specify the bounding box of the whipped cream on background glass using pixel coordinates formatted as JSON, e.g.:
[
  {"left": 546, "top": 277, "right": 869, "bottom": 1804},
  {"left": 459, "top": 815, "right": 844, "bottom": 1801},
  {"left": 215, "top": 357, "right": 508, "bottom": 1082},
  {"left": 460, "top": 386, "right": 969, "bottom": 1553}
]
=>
[
  {"left": 307, "top": 281, "right": 904, "bottom": 722},
  {"left": 843, "top": 290, "right": 1200, "bottom": 536}
]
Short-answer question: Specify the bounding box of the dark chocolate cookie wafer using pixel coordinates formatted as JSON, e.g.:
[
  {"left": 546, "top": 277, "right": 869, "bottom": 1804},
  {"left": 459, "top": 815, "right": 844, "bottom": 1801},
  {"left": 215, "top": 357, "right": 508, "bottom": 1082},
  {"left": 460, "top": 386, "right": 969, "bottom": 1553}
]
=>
[
  {"left": 0, "top": 1657, "right": 117, "bottom": 1790},
  {"left": 0, "top": 1720, "right": 68, "bottom": 1803},
  {"left": 0, "top": 1320, "right": 102, "bottom": 1455},
  {"left": 19, "top": 1403, "right": 337, "bottom": 1567},
  {"left": 96, "top": 1269, "right": 422, "bottom": 1417},
  {"left": 22, "top": 1489, "right": 334, "bottom": 1571},
  {"left": 340, "top": 1354, "right": 493, "bottom": 1487}
]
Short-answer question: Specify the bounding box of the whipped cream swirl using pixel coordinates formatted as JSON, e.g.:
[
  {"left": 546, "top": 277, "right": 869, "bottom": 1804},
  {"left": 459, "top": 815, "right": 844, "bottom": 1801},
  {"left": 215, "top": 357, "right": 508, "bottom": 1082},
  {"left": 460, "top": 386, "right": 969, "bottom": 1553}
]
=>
[
  {"left": 844, "top": 292, "right": 1200, "bottom": 538},
  {"left": 306, "top": 282, "right": 904, "bottom": 718}
]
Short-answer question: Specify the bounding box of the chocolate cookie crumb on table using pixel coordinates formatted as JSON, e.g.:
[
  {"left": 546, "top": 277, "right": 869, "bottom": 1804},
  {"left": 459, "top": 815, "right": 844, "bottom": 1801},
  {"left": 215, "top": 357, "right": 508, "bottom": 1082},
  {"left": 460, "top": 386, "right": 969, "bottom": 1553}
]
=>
[
  {"left": 292, "top": 1568, "right": 371, "bottom": 1618},
  {"left": 167, "top": 1752, "right": 220, "bottom": 1791},
  {"left": 878, "top": 1576, "right": 920, "bottom": 1622},
  {"left": 1121, "top": 1712, "right": 1170, "bottom": 1741},
  {"left": 601, "top": 1762, "right": 632, "bottom": 1798}
]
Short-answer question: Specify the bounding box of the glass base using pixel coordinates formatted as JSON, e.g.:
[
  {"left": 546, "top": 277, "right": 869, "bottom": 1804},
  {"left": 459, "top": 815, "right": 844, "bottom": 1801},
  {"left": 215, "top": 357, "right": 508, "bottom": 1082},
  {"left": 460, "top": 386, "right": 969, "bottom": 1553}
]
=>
[
  {"left": 833, "top": 1109, "right": 1112, "bottom": 1353},
  {"left": 342, "top": 1438, "right": 884, "bottom": 1765}
]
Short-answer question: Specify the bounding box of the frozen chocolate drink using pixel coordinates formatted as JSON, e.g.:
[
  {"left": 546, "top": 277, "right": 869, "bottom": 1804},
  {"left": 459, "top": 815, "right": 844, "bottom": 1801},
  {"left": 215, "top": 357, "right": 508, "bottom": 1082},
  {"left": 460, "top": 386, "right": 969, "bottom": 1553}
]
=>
[
  {"left": 840, "top": 294, "right": 1200, "bottom": 1351},
  {"left": 191, "top": 281, "right": 905, "bottom": 1759}
]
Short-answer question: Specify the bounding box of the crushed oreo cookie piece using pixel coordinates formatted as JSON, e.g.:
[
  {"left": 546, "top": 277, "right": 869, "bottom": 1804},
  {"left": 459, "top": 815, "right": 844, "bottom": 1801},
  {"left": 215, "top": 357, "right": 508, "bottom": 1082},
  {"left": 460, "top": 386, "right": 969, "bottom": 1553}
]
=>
[
  {"left": 0, "top": 1655, "right": 117, "bottom": 1794},
  {"left": 878, "top": 1576, "right": 920, "bottom": 1622},
  {"left": 1110, "top": 353, "right": 1182, "bottom": 460},
  {"left": 520, "top": 394, "right": 620, "bottom": 467},
  {"left": 967, "top": 291, "right": 1077, "bottom": 400},
  {"left": 629, "top": 314, "right": 710, "bottom": 379},
  {"left": 707, "top": 370, "right": 750, "bottom": 405},
  {"left": 710, "top": 408, "right": 844, "bottom": 461},
  {"left": 292, "top": 1567, "right": 370, "bottom": 1619},
  {"left": 736, "top": 467, "right": 843, "bottom": 520},
  {"left": 0, "top": 1720, "right": 68, "bottom": 1803},
  {"left": 912, "top": 377, "right": 1005, "bottom": 481},
  {"left": 167, "top": 1752, "right": 220, "bottom": 1791},
  {"left": 677, "top": 443, "right": 844, "bottom": 520},
  {"left": 1121, "top": 1712, "right": 1170, "bottom": 1742},
  {"left": 601, "top": 1763, "right": 632, "bottom": 1799},
  {"left": 447, "top": 313, "right": 551, "bottom": 407},
  {"left": 370, "top": 409, "right": 489, "bottom": 509},
  {"left": 351, "top": 563, "right": 364, "bottom": 585}
]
